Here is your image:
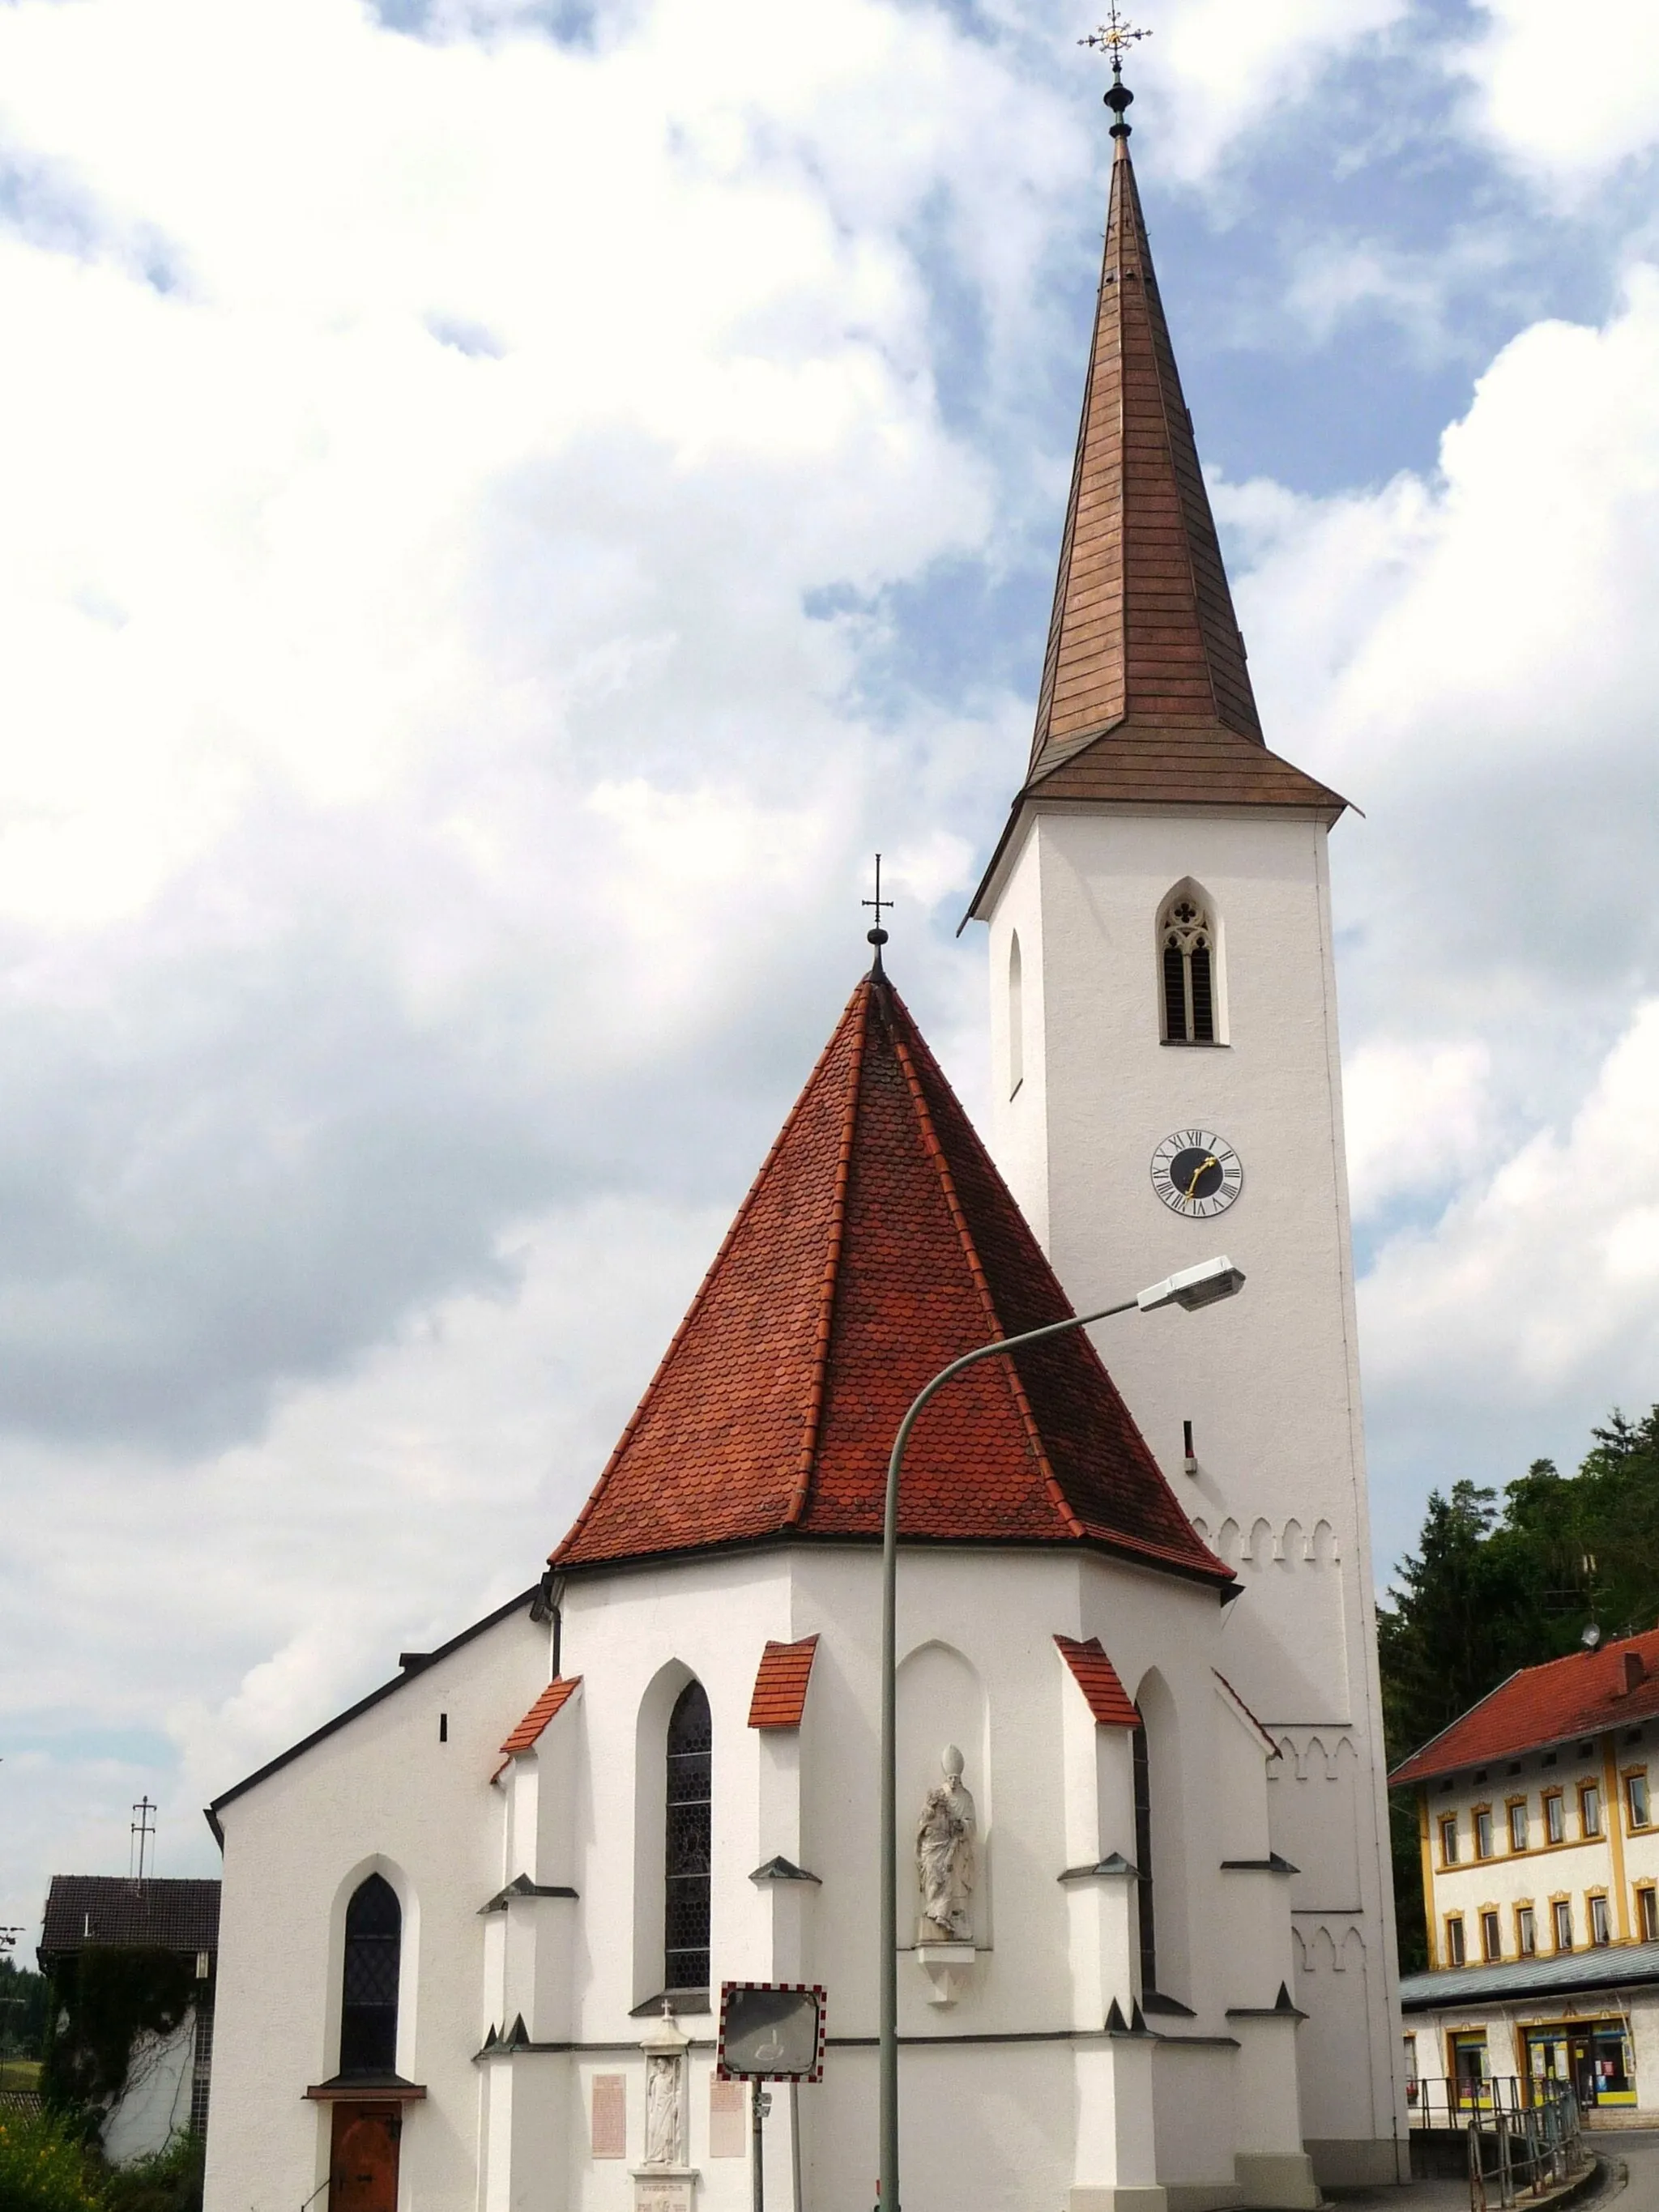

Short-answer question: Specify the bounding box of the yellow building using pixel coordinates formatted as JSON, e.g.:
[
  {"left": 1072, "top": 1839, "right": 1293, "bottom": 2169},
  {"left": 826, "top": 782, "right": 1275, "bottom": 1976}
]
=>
[{"left": 1392, "top": 1630, "right": 1659, "bottom": 2125}]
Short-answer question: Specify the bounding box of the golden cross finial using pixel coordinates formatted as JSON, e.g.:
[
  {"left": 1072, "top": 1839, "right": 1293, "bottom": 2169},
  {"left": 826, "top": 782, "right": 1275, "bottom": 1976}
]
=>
[
  {"left": 1079, "top": 5, "right": 1150, "bottom": 65},
  {"left": 1080, "top": 6, "right": 1149, "bottom": 130}
]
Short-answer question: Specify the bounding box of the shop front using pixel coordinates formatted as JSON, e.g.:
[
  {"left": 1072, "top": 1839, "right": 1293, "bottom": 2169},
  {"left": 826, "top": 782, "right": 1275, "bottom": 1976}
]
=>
[{"left": 1524, "top": 2021, "right": 1636, "bottom": 2112}]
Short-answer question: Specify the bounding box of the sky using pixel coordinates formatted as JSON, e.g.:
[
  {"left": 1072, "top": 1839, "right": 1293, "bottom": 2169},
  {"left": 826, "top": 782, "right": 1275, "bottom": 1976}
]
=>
[{"left": 3, "top": 0, "right": 1659, "bottom": 1940}]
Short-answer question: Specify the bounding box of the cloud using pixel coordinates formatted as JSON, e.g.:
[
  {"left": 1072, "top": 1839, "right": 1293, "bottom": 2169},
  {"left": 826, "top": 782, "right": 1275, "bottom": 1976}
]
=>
[
  {"left": 1456, "top": 0, "right": 1659, "bottom": 186},
  {"left": 0, "top": 0, "right": 1644, "bottom": 1947},
  {"left": 1211, "top": 258, "right": 1659, "bottom": 1563},
  {"left": 1342, "top": 1038, "right": 1491, "bottom": 1222},
  {"left": 1360, "top": 999, "right": 1659, "bottom": 1473}
]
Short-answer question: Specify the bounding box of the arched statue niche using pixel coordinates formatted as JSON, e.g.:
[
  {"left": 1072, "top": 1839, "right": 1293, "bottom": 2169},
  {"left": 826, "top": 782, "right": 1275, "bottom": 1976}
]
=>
[{"left": 897, "top": 1642, "right": 989, "bottom": 1946}]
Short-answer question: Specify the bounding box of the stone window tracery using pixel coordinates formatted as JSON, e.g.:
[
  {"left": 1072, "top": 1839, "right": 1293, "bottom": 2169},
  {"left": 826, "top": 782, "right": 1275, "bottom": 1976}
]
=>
[{"left": 1159, "top": 888, "right": 1217, "bottom": 1045}]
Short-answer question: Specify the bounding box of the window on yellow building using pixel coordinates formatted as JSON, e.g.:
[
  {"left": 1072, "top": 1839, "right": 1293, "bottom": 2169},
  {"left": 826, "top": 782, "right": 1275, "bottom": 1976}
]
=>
[
  {"left": 1447, "top": 1915, "right": 1466, "bottom": 1967},
  {"left": 1509, "top": 1801, "right": 1529, "bottom": 1851},
  {"left": 1439, "top": 1815, "right": 1459, "bottom": 1865},
  {"left": 1590, "top": 1893, "right": 1611, "bottom": 1946},
  {"left": 1481, "top": 1909, "right": 1501, "bottom": 1961},
  {"left": 1638, "top": 1886, "right": 1657, "bottom": 1944},
  {"left": 1581, "top": 1781, "right": 1602, "bottom": 1838},
  {"left": 1546, "top": 1792, "right": 1565, "bottom": 1843},
  {"left": 1553, "top": 1899, "right": 1573, "bottom": 1950},
  {"left": 1516, "top": 1905, "right": 1537, "bottom": 1955},
  {"left": 1627, "top": 1771, "right": 1650, "bottom": 1828},
  {"left": 1474, "top": 1808, "right": 1494, "bottom": 1859}
]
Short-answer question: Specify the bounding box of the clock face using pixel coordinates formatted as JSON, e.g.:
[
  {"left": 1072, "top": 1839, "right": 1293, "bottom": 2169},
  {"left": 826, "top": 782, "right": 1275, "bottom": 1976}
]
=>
[{"left": 1150, "top": 1128, "right": 1243, "bottom": 1219}]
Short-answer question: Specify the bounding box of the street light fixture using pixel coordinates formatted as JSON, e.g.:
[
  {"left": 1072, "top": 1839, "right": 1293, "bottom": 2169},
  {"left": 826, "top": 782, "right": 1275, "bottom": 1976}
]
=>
[{"left": 875, "top": 1256, "right": 1245, "bottom": 2212}]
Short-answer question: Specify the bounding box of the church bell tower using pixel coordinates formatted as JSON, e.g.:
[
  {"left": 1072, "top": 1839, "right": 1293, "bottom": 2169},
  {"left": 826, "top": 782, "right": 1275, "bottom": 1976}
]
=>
[{"left": 967, "top": 69, "right": 1406, "bottom": 2184}]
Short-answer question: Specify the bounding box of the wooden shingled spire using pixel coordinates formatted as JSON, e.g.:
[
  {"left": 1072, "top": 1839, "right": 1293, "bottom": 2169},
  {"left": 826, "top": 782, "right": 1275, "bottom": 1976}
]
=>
[{"left": 970, "top": 109, "right": 1342, "bottom": 916}]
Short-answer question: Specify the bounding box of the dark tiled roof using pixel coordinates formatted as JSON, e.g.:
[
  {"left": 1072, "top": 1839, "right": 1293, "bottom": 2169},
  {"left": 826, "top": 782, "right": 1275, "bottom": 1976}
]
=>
[
  {"left": 1401, "top": 1942, "right": 1659, "bottom": 2012},
  {"left": 748, "top": 1638, "right": 818, "bottom": 1729},
  {"left": 39, "top": 1876, "right": 219, "bottom": 1963},
  {"left": 1056, "top": 1635, "right": 1138, "bottom": 1727},
  {"left": 1390, "top": 1630, "right": 1659, "bottom": 1787},
  {"left": 553, "top": 971, "right": 1228, "bottom": 1588}
]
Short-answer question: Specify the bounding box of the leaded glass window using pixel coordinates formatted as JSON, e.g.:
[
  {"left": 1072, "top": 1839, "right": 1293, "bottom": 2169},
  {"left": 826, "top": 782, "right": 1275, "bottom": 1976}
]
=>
[
  {"left": 1132, "top": 1707, "right": 1156, "bottom": 1996},
  {"left": 339, "top": 1873, "right": 400, "bottom": 2076},
  {"left": 665, "top": 1681, "right": 712, "bottom": 1993}
]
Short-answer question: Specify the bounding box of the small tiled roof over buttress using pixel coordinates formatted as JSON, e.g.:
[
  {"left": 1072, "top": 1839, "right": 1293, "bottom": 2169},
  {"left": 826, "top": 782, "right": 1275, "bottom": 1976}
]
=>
[
  {"left": 501, "top": 1676, "right": 581, "bottom": 1757},
  {"left": 748, "top": 1638, "right": 818, "bottom": 1729},
  {"left": 1389, "top": 1629, "right": 1659, "bottom": 1788},
  {"left": 1055, "top": 1635, "right": 1139, "bottom": 1728},
  {"left": 552, "top": 969, "right": 1228, "bottom": 1590}
]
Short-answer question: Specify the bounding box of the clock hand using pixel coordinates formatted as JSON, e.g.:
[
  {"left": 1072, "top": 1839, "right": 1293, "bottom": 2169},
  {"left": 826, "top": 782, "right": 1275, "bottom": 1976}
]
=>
[{"left": 1184, "top": 1155, "right": 1218, "bottom": 1200}]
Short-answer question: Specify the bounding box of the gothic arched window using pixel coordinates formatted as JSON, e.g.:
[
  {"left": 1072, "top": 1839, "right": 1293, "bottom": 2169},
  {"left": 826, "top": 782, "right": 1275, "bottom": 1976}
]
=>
[
  {"left": 339, "top": 1873, "right": 401, "bottom": 2077},
  {"left": 1132, "top": 1709, "right": 1157, "bottom": 1996},
  {"left": 664, "top": 1681, "right": 712, "bottom": 1993},
  {"left": 1160, "top": 887, "right": 1216, "bottom": 1045},
  {"left": 1008, "top": 931, "right": 1024, "bottom": 1097}
]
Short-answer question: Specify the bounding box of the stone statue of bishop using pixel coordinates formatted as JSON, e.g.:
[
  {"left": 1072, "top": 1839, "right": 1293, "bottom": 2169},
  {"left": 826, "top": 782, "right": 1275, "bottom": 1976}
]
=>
[{"left": 915, "top": 1744, "right": 976, "bottom": 1943}]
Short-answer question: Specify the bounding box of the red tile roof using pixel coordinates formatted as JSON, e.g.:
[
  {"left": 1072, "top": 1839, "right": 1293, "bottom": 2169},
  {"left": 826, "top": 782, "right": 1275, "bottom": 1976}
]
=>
[
  {"left": 1055, "top": 1635, "right": 1138, "bottom": 1728},
  {"left": 748, "top": 1637, "right": 819, "bottom": 1729},
  {"left": 968, "top": 127, "right": 1341, "bottom": 923},
  {"left": 1389, "top": 1631, "right": 1659, "bottom": 1787},
  {"left": 499, "top": 1676, "right": 581, "bottom": 1757},
  {"left": 552, "top": 970, "right": 1227, "bottom": 1589}
]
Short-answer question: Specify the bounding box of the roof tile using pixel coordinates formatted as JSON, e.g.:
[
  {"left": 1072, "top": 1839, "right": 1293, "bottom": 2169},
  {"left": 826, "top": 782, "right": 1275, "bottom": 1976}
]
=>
[
  {"left": 1389, "top": 1631, "right": 1659, "bottom": 1786},
  {"left": 552, "top": 974, "right": 1228, "bottom": 1590},
  {"left": 500, "top": 1676, "right": 581, "bottom": 1757},
  {"left": 39, "top": 1876, "right": 220, "bottom": 1962},
  {"left": 1055, "top": 1635, "right": 1139, "bottom": 1728},
  {"left": 748, "top": 1637, "right": 819, "bottom": 1729}
]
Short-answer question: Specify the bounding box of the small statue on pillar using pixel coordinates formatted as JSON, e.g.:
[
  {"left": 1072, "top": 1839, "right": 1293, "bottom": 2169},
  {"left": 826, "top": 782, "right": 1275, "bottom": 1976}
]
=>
[{"left": 915, "top": 1744, "right": 977, "bottom": 1944}]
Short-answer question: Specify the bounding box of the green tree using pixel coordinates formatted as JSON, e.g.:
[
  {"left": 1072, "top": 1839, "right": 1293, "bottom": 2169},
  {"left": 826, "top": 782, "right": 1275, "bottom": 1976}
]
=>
[{"left": 1378, "top": 1409, "right": 1659, "bottom": 1974}]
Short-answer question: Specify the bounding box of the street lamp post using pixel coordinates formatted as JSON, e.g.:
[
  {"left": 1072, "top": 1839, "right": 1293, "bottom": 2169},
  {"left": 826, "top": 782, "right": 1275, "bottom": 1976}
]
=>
[{"left": 875, "top": 1256, "right": 1246, "bottom": 2212}]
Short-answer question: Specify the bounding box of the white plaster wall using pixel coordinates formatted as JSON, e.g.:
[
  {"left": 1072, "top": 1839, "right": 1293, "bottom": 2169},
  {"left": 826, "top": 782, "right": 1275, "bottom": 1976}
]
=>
[
  {"left": 205, "top": 1602, "right": 550, "bottom": 2212},
  {"left": 981, "top": 800, "right": 1404, "bottom": 2160},
  {"left": 548, "top": 1538, "right": 1290, "bottom": 2210},
  {"left": 207, "top": 1532, "right": 1299, "bottom": 2212},
  {"left": 101, "top": 2010, "right": 194, "bottom": 2167}
]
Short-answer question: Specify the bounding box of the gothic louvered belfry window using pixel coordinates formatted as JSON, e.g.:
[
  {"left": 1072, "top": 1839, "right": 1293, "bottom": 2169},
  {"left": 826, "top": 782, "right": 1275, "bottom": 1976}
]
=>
[
  {"left": 664, "top": 1681, "right": 712, "bottom": 1993},
  {"left": 339, "top": 1873, "right": 401, "bottom": 2076},
  {"left": 1160, "top": 889, "right": 1216, "bottom": 1044}
]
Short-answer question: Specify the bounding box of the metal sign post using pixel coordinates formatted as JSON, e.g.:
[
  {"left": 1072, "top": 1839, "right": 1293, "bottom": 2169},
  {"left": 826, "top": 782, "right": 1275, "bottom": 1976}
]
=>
[{"left": 718, "top": 1982, "right": 825, "bottom": 2212}]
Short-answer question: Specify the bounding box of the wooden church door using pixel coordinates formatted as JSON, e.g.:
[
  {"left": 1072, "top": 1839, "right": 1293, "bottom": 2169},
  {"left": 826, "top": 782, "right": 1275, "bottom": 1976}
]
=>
[{"left": 329, "top": 2102, "right": 401, "bottom": 2212}]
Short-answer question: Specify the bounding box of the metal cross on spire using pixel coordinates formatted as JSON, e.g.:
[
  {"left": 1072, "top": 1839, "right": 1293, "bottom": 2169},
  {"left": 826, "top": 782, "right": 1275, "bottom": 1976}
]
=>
[
  {"left": 863, "top": 854, "right": 893, "bottom": 971},
  {"left": 1080, "top": 3, "right": 1151, "bottom": 70},
  {"left": 1080, "top": 6, "right": 1150, "bottom": 128}
]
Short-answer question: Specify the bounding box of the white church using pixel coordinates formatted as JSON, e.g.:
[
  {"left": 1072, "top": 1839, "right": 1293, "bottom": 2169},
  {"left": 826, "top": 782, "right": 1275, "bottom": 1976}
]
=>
[{"left": 203, "top": 78, "right": 1407, "bottom": 2212}]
